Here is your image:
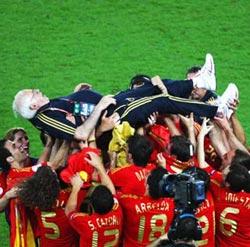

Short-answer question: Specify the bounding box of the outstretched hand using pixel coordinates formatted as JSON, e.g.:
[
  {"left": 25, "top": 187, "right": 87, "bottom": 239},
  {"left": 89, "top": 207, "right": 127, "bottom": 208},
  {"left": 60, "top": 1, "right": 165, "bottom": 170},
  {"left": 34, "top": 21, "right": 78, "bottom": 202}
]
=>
[
  {"left": 156, "top": 153, "right": 166, "bottom": 168},
  {"left": 70, "top": 173, "right": 84, "bottom": 189},
  {"left": 5, "top": 187, "right": 18, "bottom": 200},
  {"left": 99, "top": 111, "right": 121, "bottom": 133},
  {"left": 84, "top": 152, "right": 104, "bottom": 171},
  {"left": 198, "top": 118, "right": 213, "bottom": 138},
  {"left": 151, "top": 76, "right": 168, "bottom": 94},
  {"left": 148, "top": 112, "right": 158, "bottom": 125},
  {"left": 214, "top": 116, "right": 231, "bottom": 132},
  {"left": 99, "top": 95, "right": 116, "bottom": 110},
  {"left": 179, "top": 113, "right": 194, "bottom": 129}
]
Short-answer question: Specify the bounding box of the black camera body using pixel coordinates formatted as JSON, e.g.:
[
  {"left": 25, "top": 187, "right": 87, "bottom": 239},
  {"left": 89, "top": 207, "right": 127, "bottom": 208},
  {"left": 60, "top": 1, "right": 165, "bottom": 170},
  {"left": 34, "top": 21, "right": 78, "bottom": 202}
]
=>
[
  {"left": 159, "top": 173, "right": 205, "bottom": 214},
  {"left": 159, "top": 171, "right": 205, "bottom": 243},
  {"left": 168, "top": 213, "right": 203, "bottom": 242}
]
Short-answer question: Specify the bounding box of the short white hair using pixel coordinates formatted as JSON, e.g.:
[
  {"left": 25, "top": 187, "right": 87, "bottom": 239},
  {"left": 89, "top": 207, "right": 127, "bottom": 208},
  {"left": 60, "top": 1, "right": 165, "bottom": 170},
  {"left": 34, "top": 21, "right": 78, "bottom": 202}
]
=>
[{"left": 12, "top": 90, "right": 37, "bottom": 119}]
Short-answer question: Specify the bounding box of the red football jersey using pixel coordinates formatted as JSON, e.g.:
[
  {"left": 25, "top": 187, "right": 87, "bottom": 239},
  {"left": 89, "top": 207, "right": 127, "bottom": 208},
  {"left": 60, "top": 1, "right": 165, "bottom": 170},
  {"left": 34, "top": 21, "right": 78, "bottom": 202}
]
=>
[
  {"left": 209, "top": 170, "right": 250, "bottom": 247},
  {"left": 6, "top": 163, "right": 45, "bottom": 190},
  {"left": 195, "top": 191, "right": 215, "bottom": 247},
  {"left": 108, "top": 164, "right": 155, "bottom": 196},
  {"left": 119, "top": 194, "right": 175, "bottom": 247},
  {"left": 6, "top": 163, "right": 46, "bottom": 247},
  {"left": 69, "top": 198, "right": 123, "bottom": 247},
  {"left": 35, "top": 188, "right": 86, "bottom": 247},
  {"left": 203, "top": 137, "right": 221, "bottom": 170},
  {"left": 61, "top": 147, "right": 100, "bottom": 187}
]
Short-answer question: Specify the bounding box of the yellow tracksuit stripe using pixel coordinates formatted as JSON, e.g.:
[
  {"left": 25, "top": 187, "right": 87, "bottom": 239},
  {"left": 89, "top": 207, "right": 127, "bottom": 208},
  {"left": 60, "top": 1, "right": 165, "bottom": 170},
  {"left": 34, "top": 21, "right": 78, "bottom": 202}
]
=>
[{"left": 37, "top": 114, "right": 75, "bottom": 135}]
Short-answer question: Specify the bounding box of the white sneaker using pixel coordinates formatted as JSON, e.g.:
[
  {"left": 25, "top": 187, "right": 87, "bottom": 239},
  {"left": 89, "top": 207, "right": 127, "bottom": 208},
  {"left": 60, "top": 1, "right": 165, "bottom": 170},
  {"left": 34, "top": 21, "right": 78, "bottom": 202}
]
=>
[
  {"left": 192, "top": 53, "right": 216, "bottom": 91},
  {"left": 216, "top": 83, "right": 239, "bottom": 119}
]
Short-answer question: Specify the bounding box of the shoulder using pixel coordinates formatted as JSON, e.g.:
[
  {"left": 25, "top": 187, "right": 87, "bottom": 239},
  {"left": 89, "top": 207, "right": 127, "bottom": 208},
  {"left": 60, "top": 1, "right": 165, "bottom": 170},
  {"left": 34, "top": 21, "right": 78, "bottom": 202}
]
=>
[
  {"left": 109, "top": 164, "right": 133, "bottom": 175},
  {"left": 69, "top": 211, "right": 89, "bottom": 221},
  {"left": 119, "top": 194, "right": 142, "bottom": 200}
]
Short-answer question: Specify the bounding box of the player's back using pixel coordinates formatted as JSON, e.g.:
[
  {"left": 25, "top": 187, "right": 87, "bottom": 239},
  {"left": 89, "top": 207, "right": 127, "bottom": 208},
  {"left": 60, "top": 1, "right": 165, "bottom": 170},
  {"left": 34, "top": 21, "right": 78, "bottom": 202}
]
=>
[
  {"left": 119, "top": 194, "right": 174, "bottom": 247},
  {"left": 69, "top": 197, "right": 123, "bottom": 247},
  {"left": 35, "top": 189, "right": 79, "bottom": 247},
  {"left": 211, "top": 180, "right": 250, "bottom": 247},
  {"left": 195, "top": 191, "right": 215, "bottom": 247}
]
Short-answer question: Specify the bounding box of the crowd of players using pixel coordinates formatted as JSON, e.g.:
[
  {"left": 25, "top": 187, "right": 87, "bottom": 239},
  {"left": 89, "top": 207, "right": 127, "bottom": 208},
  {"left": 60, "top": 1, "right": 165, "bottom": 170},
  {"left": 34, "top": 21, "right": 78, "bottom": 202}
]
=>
[{"left": 0, "top": 54, "right": 250, "bottom": 247}]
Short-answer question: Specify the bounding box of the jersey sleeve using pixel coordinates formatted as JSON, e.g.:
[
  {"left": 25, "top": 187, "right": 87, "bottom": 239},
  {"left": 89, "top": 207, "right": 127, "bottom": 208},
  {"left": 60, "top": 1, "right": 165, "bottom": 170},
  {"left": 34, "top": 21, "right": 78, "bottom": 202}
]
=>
[
  {"left": 31, "top": 110, "right": 77, "bottom": 140},
  {"left": 204, "top": 166, "right": 223, "bottom": 183},
  {"left": 68, "top": 211, "right": 89, "bottom": 235}
]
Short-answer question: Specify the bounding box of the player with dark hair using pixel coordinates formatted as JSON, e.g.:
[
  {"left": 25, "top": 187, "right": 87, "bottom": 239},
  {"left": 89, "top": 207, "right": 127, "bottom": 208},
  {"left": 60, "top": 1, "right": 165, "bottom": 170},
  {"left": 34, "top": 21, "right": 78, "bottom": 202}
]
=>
[
  {"left": 109, "top": 134, "right": 155, "bottom": 196},
  {"left": 17, "top": 166, "right": 81, "bottom": 247},
  {"left": 17, "top": 166, "right": 60, "bottom": 211},
  {"left": 119, "top": 166, "right": 175, "bottom": 246},
  {"left": 148, "top": 214, "right": 201, "bottom": 247},
  {"left": 3, "top": 127, "right": 38, "bottom": 167},
  {"left": 130, "top": 74, "right": 152, "bottom": 89},
  {"left": 0, "top": 137, "right": 70, "bottom": 247},
  {"left": 0, "top": 144, "right": 17, "bottom": 212},
  {"left": 230, "top": 149, "right": 250, "bottom": 169},
  {"left": 186, "top": 65, "right": 218, "bottom": 103},
  {"left": 65, "top": 152, "right": 123, "bottom": 247},
  {"left": 127, "top": 134, "right": 153, "bottom": 166},
  {"left": 186, "top": 66, "right": 202, "bottom": 79},
  {"left": 168, "top": 214, "right": 201, "bottom": 246},
  {"left": 198, "top": 119, "right": 250, "bottom": 247},
  {"left": 147, "top": 166, "right": 170, "bottom": 199},
  {"left": 90, "top": 185, "right": 114, "bottom": 214},
  {"left": 0, "top": 141, "right": 41, "bottom": 247},
  {"left": 224, "top": 164, "right": 250, "bottom": 192},
  {"left": 169, "top": 136, "right": 193, "bottom": 163},
  {"left": 182, "top": 167, "right": 215, "bottom": 247}
]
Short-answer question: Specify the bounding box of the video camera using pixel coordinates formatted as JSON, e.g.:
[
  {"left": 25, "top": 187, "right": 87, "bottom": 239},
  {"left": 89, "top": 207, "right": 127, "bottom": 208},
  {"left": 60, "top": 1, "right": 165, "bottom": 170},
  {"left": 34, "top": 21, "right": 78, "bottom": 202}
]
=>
[{"left": 159, "top": 173, "right": 205, "bottom": 214}]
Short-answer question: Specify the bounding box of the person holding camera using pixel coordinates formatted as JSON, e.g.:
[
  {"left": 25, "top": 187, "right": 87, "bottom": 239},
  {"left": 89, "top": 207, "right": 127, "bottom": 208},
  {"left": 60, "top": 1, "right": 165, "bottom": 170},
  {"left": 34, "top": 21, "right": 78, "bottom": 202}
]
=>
[
  {"left": 182, "top": 167, "right": 215, "bottom": 247},
  {"left": 148, "top": 213, "right": 201, "bottom": 247}
]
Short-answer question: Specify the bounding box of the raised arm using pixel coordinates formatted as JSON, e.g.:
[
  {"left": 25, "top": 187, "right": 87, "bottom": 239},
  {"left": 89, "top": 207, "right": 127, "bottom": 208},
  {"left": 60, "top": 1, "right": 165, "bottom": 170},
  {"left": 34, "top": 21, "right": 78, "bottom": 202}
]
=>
[
  {"left": 95, "top": 111, "right": 120, "bottom": 138},
  {"left": 179, "top": 113, "right": 196, "bottom": 152},
  {"left": 37, "top": 134, "right": 54, "bottom": 164},
  {"left": 49, "top": 138, "right": 61, "bottom": 161},
  {"left": 197, "top": 119, "right": 213, "bottom": 169},
  {"left": 84, "top": 152, "right": 116, "bottom": 195},
  {"left": 65, "top": 174, "right": 83, "bottom": 216},
  {"left": 151, "top": 76, "right": 168, "bottom": 94},
  {"left": 74, "top": 95, "right": 116, "bottom": 141},
  {"left": 208, "top": 121, "right": 230, "bottom": 158},
  {"left": 49, "top": 140, "right": 70, "bottom": 170},
  {"left": 231, "top": 113, "right": 246, "bottom": 145},
  {"left": 164, "top": 115, "right": 181, "bottom": 136},
  {"left": 214, "top": 116, "right": 249, "bottom": 154}
]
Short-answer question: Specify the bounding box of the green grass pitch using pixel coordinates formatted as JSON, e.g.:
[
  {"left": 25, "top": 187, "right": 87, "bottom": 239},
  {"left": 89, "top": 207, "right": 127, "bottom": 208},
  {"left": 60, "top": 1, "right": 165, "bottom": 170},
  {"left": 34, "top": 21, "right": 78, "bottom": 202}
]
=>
[{"left": 1, "top": 0, "right": 250, "bottom": 245}]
